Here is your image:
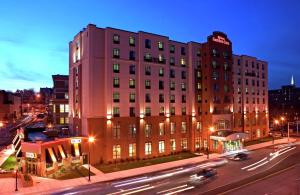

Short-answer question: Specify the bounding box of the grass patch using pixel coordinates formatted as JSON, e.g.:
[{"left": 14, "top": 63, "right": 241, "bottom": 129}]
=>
[
  {"left": 50, "top": 166, "right": 95, "bottom": 180},
  {"left": 95, "top": 152, "right": 197, "bottom": 173},
  {"left": 244, "top": 136, "right": 282, "bottom": 147},
  {"left": 0, "top": 155, "right": 17, "bottom": 171}
]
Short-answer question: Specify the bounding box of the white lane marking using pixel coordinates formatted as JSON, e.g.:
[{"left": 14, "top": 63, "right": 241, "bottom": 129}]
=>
[
  {"left": 241, "top": 157, "right": 268, "bottom": 170},
  {"left": 111, "top": 176, "right": 148, "bottom": 186},
  {"left": 165, "top": 186, "right": 195, "bottom": 195},
  {"left": 247, "top": 160, "right": 270, "bottom": 171},
  {"left": 156, "top": 184, "right": 188, "bottom": 194},
  {"left": 270, "top": 147, "right": 296, "bottom": 161},
  {"left": 107, "top": 184, "right": 150, "bottom": 195},
  {"left": 122, "top": 186, "right": 154, "bottom": 195}
]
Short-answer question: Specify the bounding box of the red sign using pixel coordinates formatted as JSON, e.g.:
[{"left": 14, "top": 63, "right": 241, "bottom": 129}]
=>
[{"left": 212, "top": 36, "right": 230, "bottom": 45}]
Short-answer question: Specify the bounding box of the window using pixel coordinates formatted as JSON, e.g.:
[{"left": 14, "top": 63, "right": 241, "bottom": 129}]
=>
[
  {"left": 170, "top": 107, "right": 175, "bottom": 115},
  {"left": 170, "top": 69, "right": 175, "bottom": 78},
  {"left": 181, "top": 122, "right": 187, "bottom": 133},
  {"left": 170, "top": 139, "right": 176, "bottom": 151},
  {"left": 113, "top": 145, "right": 121, "bottom": 159},
  {"left": 113, "top": 63, "right": 120, "bottom": 73},
  {"left": 170, "top": 45, "right": 175, "bottom": 53},
  {"left": 159, "top": 106, "right": 164, "bottom": 115},
  {"left": 159, "top": 67, "right": 164, "bottom": 76},
  {"left": 60, "top": 104, "right": 65, "bottom": 113},
  {"left": 113, "top": 77, "right": 120, "bottom": 88},
  {"left": 159, "top": 94, "right": 164, "bottom": 103},
  {"left": 113, "top": 34, "right": 120, "bottom": 44},
  {"left": 197, "top": 94, "right": 201, "bottom": 103},
  {"left": 145, "top": 80, "right": 151, "bottom": 89},
  {"left": 144, "top": 53, "right": 152, "bottom": 61},
  {"left": 196, "top": 49, "right": 201, "bottom": 56},
  {"left": 212, "top": 71, "right": 218, "bottom": 80},
  {"left": 159, "top": 141, "right": 165, "bottom": 153},
  {"left": 182, "top": 107, "right": 186, "bottom": 115},
  {"left": 129, "top": 36, "right": 135, "bottom": 46},
  {"left": 170, "top": 81, "right": 175, "bottom": 90},
  {"left": 129, "top": 93, "right": 135, "bottom": 103},
  {"left": 181, "top": 83, "right": 186, "bottom": 91},
  {"left": 129, "top": 79, "right": 135, "bottom": 88},
  {"left": 197, "top": 83, "right": 201, "bottom": 90},
  {"left": 145, "top": 124, "right": 152, "bottom": 138},
  {"left": 112, "top": 123, "right": 120, "bottom": 139},
  {"left": 145, "top": 66, "right": 151, "bottom": 75},
  {"left": 224, "top": 63, "right": 229, "bottom": 70},
  {"left": 196, "top": 122, "right": 201, "bottom": 131},
  {"left": 181, "top": 47, "right": 186, "bottom": 55},
  {"left": 65, "top": 104, "right": 69, "bottom": 113},
  {"left": 181, "top": 138, "right": 188, "bottom": 150},
  {"left": 197, "top": 71, "right": 201, "bottom": 78},
  {"left": 158, "top": 41, "right": 164, "bottom": 50},
  {"left": 129, "top": 64, "right": 135, "bottom": 74},
  {"left": 170, "top": 122, "right": 176, "bottom": 134},
  {"left": 113, "top": 107, "right": 120, "bottom": 117},
  {"left": 60, "top": 117, "right": 65, "bottom": 124},
  {"left": 224, "top": 85, "right": 229, "bottom": 93},
  {"left": 182, "top": 95, "right": 186, "bottom": 103},
  {"left": 113, "top": 92, "right": 120, "bottom": 102},
  {"left": 113, "top": 48, "right": 120, "bottom": 58},
  {"left": 129, "top": 143, "right": 136, "bottom": 157},
  {"left": 159, "top": 80, "right": 164, "bottom": 90},
  {"left": 145, "top": 142, "right": 152, "bottom": 155},
  {"left": 129, "top": 124, "right": 136, "bottom": 138},
  {"left": 145, "top": 93, "right": 151, "bottom": 103},
  {"left": 158, "top": 54, "right": 164, "bottom": 63},
  {"left": 195, "top": 137, "right": 201, "bottom": 149},
  {"left": 212, "top": 61, "right": 217, "bottom": 69},
  {"left": 170, "top": 57, "right": 175, "bottom": 65},
  {"left": 159, "top": 123, "right": 165, "bottom": 136},
  {"left": 145, "top": 39, "right": 151, "bottom": 49},
  {"left": 180, "top": 58, "right": 186, "bottom": 66},
  {"left": 170, "top": 94, "right": 175, "bottom": 103},
  {"left": 181, "top": 71, "right": 186, "bottom": 79},
  {"left": 129, "top": 107, "right": 135, "bottom": 116},
  {"left": 145, "top": 107, "right": 151, "bottom": 116},
  {"left": 129, "top": 51, "right": 135, "bottom": 60}
]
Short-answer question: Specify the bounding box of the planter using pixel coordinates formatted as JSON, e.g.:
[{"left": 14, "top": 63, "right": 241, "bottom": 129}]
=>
[{"left": 20, "top": 173, "right": 33, "bottom": 187}]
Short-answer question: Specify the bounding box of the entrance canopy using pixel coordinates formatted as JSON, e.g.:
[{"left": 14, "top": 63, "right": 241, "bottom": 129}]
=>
[{"left": 210, "top": 130, "right": 248, "bottom": 142}]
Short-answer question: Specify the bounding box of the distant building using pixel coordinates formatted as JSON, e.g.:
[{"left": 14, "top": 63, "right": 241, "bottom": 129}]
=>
[
  {"left": 269, "top": 76, "right": 300, "bottom": 122},
  {"left": 40, "top": 87, "right": 53, "bottom": 105},
  {"left": 0, "top": 90, "right": 22, "bottom": 123},
  {"left": 51, "top": 75, "right": 69, "bottom": 128}
]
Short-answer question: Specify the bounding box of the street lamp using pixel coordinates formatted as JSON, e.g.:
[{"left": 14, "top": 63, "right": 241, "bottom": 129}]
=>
[
  {"left": 88, "top": 136, "right": 95, "bottom": 182},
  {"left": 207, "top": 126, "right": 215, "bottom": 159},
  {"left": 0, "top": 121, "right": 3, "bottom": 128}
]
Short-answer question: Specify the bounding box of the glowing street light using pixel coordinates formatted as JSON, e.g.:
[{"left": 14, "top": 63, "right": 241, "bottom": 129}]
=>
[
  {"left": 0, "top": 121, "right": 3, "bottom": 128},
  {"left": 88, "top": 136, "right": 95, "bottom": 181},
  {"left": 280, "top": 116, "right": 285, "bottom": 122},
  {"left": 274, "top": 119, "right": 279, "bottom": 125}
]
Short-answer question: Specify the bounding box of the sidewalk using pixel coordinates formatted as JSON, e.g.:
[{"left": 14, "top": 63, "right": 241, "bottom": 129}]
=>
[{"left": 0, "top": 137, "right": 296, "bottom": 195}]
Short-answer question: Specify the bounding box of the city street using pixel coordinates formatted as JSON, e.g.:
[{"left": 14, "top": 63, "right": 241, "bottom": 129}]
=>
[{"left": 52, "top": 142, "right": 300, "bottom": 195}]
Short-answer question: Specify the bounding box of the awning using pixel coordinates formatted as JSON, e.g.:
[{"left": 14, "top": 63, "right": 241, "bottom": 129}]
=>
[{"left": 210, "top": 131, "right": 248, "bottom": 141}]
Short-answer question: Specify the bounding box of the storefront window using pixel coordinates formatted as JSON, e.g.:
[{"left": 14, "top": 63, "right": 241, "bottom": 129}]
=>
[{"left": 113, "top": 145, "right": 121, "bottom": 159}]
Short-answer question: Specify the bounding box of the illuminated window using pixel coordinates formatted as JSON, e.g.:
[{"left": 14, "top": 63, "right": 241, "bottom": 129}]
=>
[
  {"left": 158, "top": 41, "right": 164, "bottom": 50},
  {"left": 159, "top": 123, "right": 164, "bottom": 136},
  {"left": 65, "top": 93, "right": 69, "bottom": 99},
  {"left": 145, "top": 107, "right": 151, "bottom": 116},
  {"left": 129, "top": 93, "right": 135, "bottom": 103},
  {"left": 170, "top": 94, "right": 175, "bottom": 103},
  {"left": 60, "top": 105, "right": 64, "bottom": 113},
  {"left": 129, "top": 124, "right": 136, "bottom": 138},
  {"left": 113, "top": 63, "right": 120, "bottom": 73},
  {"left": 181, "top": 138, "right": 188, "bottom": 150},
  {"left": 129, "top": 36, "right": 135, "bottom": 46},
  {"left": 195, "top": 137, "right": 201, "bottom": 149},
  {"left": 181, "top": 83, "right": 186, "bottom": 91},
  {"left": 181, "top": 122, "right": 187, "bottom": 133},
  {"left": 170, "top": 122, "right": 176, "bottom": 134},
  {"left": 170, "top": 107, "right": 175, "bottom": 115},
  {"left": 129, "top": 143, "right": 136, "bottom": 157},
  {"left": 113, "top": 107, "right": 120, "bottom": 117},
  {"left": 53, "top": 105, "right": 56, "bottom": 113},
  {"left": 197, "top": 83, "right": 201, "bottom": 90},
  {"left": 158, "top": 54, "right": 164, "bottom": 62},
  {"left": 196, "top": 122, "right": 202, "bottom": 131},
  {"left": 159, "top": 141, "right": 165, "bottom": 153},
  {"left": 129, "top": 79, "right": 135, "bottom": 88},
  {"left": 113, "top": 77, "right": 120, "bottom": 88},
  {"left": 170, "top": 139, "right": 176, "bottom": 151},
  {"left": 145, "top": 142, "right": 152, "bottom": 155},
  {"left": 159, "top": 106, "right": 164, "bottom": 115},
  {"left": 112, "top": 123, "right": 120, "bottom": 139},
  {"left": 113, "top": 145, "right": 121, "bottom": 159},
  {"left": 145, "top": 124, "right": 151, "bottom": 138},
  {"left": 65, "top": 104, "right": 69, "bottom": 113},
  {"left": 113, "top": 92, "right": 120, "bottom": 102},
  {"left": 170, "top": 81, "right": 175, "bottom": 90},
  {"left": 113, "top": 34, "right": 120, "bottom": 44},
  {"left": 65, "top": 117, "right": 69, "bottom": 124},
  {"left": 145, "top": 80, "right": 151, "bottom": 89},
  {"left": 159, "top": 67, "right": 164, "bottom": 76},
  {"left": 180, "top": 58, "right": 186, "bottom": 66},
  {"left": 181, "top": 107, "right": 186, "bottom": 115},
  {"left": 113, "top": 48, "right": 120, "bottom": 58},
  {"left": 60, "top": 117, "right": 65, "bottom": 124}
]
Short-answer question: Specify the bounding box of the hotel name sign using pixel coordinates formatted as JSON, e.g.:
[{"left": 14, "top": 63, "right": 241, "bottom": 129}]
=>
[
  {"left": 71, "top": 138, "right": 82, "bottom": 144},
  {"left": 26, "top": 152, "right": 37, "bottom": 159},
  {"left": 212, "top": 36, "right": 230, "bottom": 45}
]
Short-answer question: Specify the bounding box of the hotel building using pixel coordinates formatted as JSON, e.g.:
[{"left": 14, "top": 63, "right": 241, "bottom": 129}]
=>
[{"left": 68, "top": 24, "right": 269, "bottom": 164}]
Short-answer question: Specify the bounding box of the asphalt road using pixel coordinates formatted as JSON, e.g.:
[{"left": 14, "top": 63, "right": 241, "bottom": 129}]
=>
[{"left": 53, "top": 142, "right": 300, "bottom": 195}]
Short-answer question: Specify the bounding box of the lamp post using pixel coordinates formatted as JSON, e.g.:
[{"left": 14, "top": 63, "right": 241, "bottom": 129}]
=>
[
  {"left": 88, "top": 136, "right": 95, "bottom": 182},
  {"left": 15, "top": 169, "right": 18, "bottom": 191},
  {"left": 207, "top": 126, "right": 215, "bottom": 159}
]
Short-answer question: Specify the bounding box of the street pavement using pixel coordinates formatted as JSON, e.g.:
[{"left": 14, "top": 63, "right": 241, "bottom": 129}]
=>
[{"left": 50, "top": 139, "right": 300, "bottom": 195}]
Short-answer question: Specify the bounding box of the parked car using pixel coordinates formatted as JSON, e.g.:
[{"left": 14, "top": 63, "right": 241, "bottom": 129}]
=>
[{"left": 230, "top": 153, "right": 248, "bottom": 161}]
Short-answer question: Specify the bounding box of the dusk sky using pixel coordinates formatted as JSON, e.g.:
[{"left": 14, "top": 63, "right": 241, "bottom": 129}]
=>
[{"left": 0, "top": 0, "right": 299, "bottom": 91}]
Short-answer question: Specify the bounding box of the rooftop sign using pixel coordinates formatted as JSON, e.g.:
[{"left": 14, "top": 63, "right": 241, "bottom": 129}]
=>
[{"left": 212, "top": 36, "right": 230, "bottom": 45}]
